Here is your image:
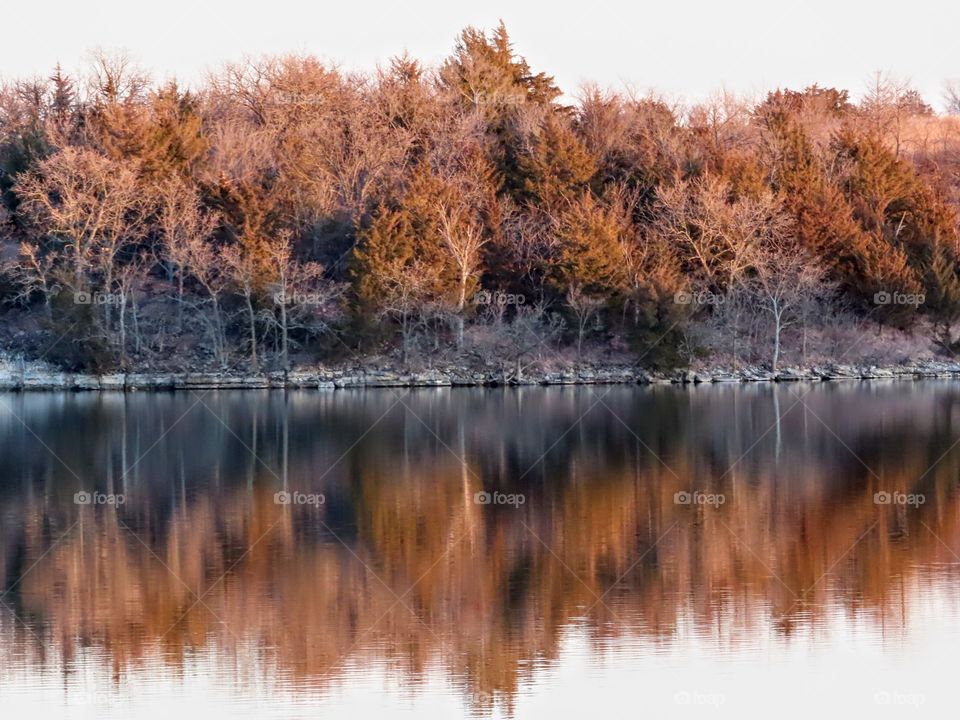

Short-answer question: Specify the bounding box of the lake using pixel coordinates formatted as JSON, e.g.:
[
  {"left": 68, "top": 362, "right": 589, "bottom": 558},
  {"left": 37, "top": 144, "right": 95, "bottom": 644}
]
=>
[{"left": 0, "top": 383, "right": 958, "bottom": 718}]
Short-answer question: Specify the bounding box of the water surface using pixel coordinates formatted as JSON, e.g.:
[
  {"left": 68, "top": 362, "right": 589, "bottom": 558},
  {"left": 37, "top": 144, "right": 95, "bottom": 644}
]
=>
[{"left": 0, "top": 383, "right": 958, "bottom": 717}]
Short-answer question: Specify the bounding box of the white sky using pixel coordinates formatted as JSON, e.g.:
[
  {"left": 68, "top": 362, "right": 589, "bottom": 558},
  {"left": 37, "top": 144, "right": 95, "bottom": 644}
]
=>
[{"left": 3, "top": 0, "right": 959, "bottom": 106}]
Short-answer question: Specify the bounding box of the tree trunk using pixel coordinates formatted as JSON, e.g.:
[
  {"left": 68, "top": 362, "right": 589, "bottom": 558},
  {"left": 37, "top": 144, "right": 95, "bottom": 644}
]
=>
[
  {"left": 577, "top": 314, "right": 587, "bottom": 363},
  {"left": 772, "top": 305, "right": 782, "bottom": 374},
  {"left": 177, "top": 270, "right": 184, "bottom": 332},
  {"left": 732, "top": 303, "right": 740, "bottom": 372},
  {"left": 103, "top": 268, "right": 114, "bottom": 334},
  {"left": 280, "top": 298, "right": 289, "bottom": 370},
  {"left": 210, "top": 296, "right": 225, "bottom": 367},
  {"left": 118, "top": 294, "right": 127, "bottom": 369},
  {"left": 456, "top": 271, "right": 468, "bottom": 351},
  {"left": 801, "top": 312, "right": 808, "bottom": 367},
  {"left": 131, "top": 291, "right": 141, "bottom": 354},
  {"left": 245, "top": 291, "right": 258, "bottom": 370}
]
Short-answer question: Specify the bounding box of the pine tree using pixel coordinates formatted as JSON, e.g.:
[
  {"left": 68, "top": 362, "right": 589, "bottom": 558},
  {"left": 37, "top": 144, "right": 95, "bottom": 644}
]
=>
[
  {"left": 514, "top": 114, "right": 596, "bottom": 207},
  {"left": 440, "top": 21, "right": 561, "bottom": 114},
  {"left": 49, "top": 64, "right": 76, "bottom": 132}
]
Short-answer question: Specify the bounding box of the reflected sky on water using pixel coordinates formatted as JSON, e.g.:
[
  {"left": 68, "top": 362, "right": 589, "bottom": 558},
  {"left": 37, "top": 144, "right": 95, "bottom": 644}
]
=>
[{"left": 1, "top": 383, "right": 959, "bottom": 717}]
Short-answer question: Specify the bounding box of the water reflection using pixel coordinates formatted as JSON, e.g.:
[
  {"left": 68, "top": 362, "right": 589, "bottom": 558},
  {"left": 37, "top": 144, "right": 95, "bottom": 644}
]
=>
[{"left": 1, "top": 384, "right": 959, "bottom": 716}]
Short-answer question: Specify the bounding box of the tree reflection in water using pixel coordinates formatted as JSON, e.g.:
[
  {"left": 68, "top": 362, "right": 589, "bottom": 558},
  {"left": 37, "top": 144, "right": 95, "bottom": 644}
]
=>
[{"left": 1, "top": 384, "right": 959, "bottom": 713}]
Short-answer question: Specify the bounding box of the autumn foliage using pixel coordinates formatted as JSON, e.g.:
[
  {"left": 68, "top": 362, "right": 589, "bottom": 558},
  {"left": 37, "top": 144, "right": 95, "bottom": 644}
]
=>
[{"left": 2, "top": 25, "right": 960, "bottom": 372}]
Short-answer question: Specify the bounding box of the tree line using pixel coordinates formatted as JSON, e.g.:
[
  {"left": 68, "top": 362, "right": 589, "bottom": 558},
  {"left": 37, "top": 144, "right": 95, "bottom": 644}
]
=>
[{"left": 2, "top": 23, "right": 960, "bottom": 373}]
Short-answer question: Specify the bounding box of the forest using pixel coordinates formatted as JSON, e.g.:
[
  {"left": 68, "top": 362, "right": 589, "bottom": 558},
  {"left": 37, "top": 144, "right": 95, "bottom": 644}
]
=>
[{"left": 2, "top": 22, "right": 960, "bottom": 375}]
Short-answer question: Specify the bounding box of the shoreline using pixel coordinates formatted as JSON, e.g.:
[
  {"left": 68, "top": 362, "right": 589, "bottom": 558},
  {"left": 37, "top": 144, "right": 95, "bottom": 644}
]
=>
[{"left": 3, "top": 361, "right": 960, "bottom": 391}]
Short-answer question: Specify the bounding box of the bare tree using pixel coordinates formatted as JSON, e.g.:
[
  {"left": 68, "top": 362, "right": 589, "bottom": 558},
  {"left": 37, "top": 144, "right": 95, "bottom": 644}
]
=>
[
  {"left": 7, "top": 241, "right": 60, "bottom": 320},
  {"left": 437, "top": 199, "right": 486, "bottom": 349},
  {"left": 14, "top": 147, "right": 149, "bottom": 333},
  {"left": 945, "top": 80, "right": 960, "bottom": 116},
  {"left": 86, "top": 49, "right": 150, "bottom": 104},
  {"left": 750, "top": 239, "right": 830, "bottom": 373},
  {"left": 565, "top": 284, "right": 604, "bottom": 362},
  {"left": 686, "top": 88, "right": 758, "bottom": 156},
  {"left": 861, "top": 72, "right": 932, "bottom": 155},
  {"left": 475, "top": 301, "right": 564, "bottom": 383},
  {"left": 222, "top": 245, "right": 262, "bottom": 371},
  {"left": 156, "top": 179, "right": 220, "bottom": 331},
  {"left": 264, "top": 233, "right": 339, "bottom": 370},
  {"left": 116, "top": 253, "right": 149, "bottom": 368},
  {"left": 657, "top": 176, "right": 783, "bottom": 290}
]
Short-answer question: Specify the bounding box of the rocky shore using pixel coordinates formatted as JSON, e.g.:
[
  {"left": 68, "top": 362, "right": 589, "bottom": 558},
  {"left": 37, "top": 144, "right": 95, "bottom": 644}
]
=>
[{"left": 3, "top": 359, "right": 960, "bottom": 391}]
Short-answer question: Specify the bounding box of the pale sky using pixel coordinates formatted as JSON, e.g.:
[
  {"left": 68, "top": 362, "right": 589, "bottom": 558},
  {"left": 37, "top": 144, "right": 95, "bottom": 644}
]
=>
[{"left": 3, "top": 0, "right": 960, "bottom": 108}]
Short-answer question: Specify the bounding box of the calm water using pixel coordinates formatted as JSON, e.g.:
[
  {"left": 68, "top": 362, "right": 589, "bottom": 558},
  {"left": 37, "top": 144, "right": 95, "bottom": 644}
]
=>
[{"left": 1, "top": 384, "right": 959, "bottom": 718}]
